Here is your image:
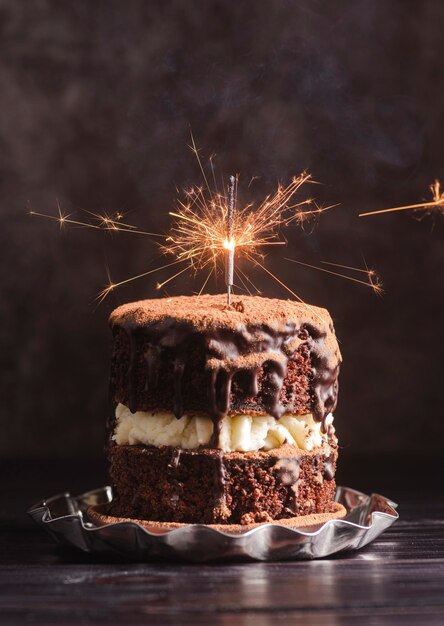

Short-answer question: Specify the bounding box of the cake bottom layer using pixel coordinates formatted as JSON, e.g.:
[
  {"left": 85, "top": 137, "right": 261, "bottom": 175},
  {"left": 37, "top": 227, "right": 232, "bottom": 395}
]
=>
[{"left": 108, "top": 443, "right": 338, "bottom": 525}]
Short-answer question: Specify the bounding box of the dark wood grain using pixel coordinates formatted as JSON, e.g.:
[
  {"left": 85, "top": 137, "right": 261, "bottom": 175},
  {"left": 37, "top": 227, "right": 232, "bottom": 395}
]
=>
[{"left": 1, "top": 460, "right": 444, "bottom": 625}]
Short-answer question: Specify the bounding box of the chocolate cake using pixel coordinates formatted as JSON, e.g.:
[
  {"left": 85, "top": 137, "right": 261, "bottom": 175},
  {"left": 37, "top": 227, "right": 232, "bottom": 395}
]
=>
[{"left": 105, "top": 294, "right": 342, "bottom": 525}]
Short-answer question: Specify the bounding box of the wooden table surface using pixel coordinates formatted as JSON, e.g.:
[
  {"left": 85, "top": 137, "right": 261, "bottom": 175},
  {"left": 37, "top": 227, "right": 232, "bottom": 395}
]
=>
[{"left": 1, "top": 458, "right": 444, "bottom": 625}]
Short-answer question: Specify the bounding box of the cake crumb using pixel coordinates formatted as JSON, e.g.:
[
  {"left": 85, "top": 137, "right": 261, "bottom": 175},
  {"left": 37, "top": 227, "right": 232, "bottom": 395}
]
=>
[
  {"left": 240, "top": 511, "right": 273, "bottom": 525},
  {"left": 223, "top": 300, "right": 245, "bottom": 313}
]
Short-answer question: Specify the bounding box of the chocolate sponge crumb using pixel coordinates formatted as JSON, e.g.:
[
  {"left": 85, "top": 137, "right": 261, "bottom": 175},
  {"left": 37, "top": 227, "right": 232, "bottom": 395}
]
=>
[{"left": 109, "top": 443, "right": 337, "bottom": 525}]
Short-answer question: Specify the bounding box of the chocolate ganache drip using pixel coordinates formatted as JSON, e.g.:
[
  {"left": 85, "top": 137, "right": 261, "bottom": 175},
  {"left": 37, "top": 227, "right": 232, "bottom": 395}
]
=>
[{"left": 109, "top": 294, "right": 341, "bottom": 442}]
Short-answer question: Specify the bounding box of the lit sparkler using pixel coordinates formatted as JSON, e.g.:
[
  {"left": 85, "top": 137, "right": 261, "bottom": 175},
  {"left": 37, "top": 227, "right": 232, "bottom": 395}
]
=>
[
  {"left": 359, "top": 180, "right": 444, "bottom": 218},
  {"left": 160, "top": 169, "right": 322, "bottom": 302},
  {"left": 30, "top": 136, "right": 381, "bottom": 305}
]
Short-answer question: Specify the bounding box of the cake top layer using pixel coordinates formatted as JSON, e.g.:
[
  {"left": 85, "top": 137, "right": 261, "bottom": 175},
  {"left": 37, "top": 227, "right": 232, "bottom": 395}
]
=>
[
  {"left": 110, "top": 293, "right": 334, "bottom": 335},
  {"left": 109, "top": 294, "right": 341, "bottom": 427}
]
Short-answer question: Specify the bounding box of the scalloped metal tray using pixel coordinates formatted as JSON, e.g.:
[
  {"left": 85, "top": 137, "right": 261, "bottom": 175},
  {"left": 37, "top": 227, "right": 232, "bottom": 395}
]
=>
[{"left": 28, "top": 485, "right": 398, "bottom": 562}]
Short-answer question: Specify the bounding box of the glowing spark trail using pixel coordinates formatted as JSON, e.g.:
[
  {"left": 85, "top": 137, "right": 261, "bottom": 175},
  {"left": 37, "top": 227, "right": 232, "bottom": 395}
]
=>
[{"left": 359, "top": 180, "right": 444, "bottom": 218}]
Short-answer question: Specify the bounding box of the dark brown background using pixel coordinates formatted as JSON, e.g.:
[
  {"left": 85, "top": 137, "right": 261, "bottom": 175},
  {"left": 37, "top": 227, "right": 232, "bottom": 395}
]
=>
[{"left": 2, "top": 0, "right": 444, "bottom": 465}]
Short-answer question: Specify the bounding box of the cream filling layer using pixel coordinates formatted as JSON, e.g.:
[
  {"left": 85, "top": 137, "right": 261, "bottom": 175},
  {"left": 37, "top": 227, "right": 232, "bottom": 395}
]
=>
[{"left": 113, "top": 403, "right": 334, "bottom": 453}]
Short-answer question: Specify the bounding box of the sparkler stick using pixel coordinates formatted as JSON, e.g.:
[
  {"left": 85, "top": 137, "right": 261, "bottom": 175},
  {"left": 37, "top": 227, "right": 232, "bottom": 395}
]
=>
[{"left": 225, "top": 175, "right": 236, "bottom": 306}]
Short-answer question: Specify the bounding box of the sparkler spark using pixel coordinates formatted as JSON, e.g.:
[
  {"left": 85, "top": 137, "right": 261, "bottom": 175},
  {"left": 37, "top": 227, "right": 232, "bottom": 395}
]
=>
[
  {"left": 359, "top": 180, "right": 444, "bottom": 218},
  {"left": 95, "top": 259, "right": 185, "bottom": 305},
  {"left": 29, "top": 206, "right": 162, "bottom": 237},
  {"left": 285, "top": 258, "right": 383, "bottom": 295}
]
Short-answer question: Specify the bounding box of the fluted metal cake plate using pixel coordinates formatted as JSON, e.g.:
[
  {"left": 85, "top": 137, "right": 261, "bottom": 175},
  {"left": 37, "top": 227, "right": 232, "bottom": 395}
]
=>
[{"left": 28, "top": 486, "right": 398, "bottom": 562}]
